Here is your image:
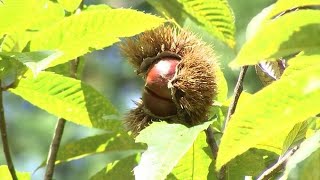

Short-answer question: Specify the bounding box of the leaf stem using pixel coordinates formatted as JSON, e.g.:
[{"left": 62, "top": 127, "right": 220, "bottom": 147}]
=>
[
  {"left": 223, "top": 66, "right": 248, "bottom": 130},
  {"left": 204, "top": 126, "right": 218, "bottom": 159},
  {"left": 44, "top": 118, "right": 66, "bottom": 180},
  {"left": 0, "top": 81, "right": 18, "bottom": 180},
  {"left": 257, "top": 146, "right": 299, "bottom": 180}
]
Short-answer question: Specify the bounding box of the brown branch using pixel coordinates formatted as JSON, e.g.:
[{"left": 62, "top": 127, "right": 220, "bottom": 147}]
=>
[
  {"left": 44, "top": 118, "right": 66, "bottom": 180},
  {"left": 223, "top": 66, "right": 248, "bottom": 130},
  {"left": 44, "top": 57, "right": 80, "bottom": 180},
  {"left": 0, "top": 81, "right": 18, "bottom": 180},
  {"left": 257, "top": 146, "right": 299, "bottom": 180}
]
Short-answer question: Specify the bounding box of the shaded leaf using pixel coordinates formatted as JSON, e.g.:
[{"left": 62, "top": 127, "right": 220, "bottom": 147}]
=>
[
  {"left": 255, "top": 60, "right": 286, "bottom": 86},
  {"left": 90, "top": 154, "right": 139, "bottom": 180},
  {"left": 9, "top": 71, "right": 121, "bottom": 131},
  {"left": 30, "top": 8, "right": 165, "bottom": 67},
  {"left": 280, "top": 131, "right": 320, "bottom": 180},
  {"left": 281, "top": 121, "right": 308, "bottom": 156},
  {"left": 231, "top": 10, "right": 320, "bottom": 67},
  {"left": 0, "top": 165, "right": 30, "bottom": 180},
  {"left": 134, "top": 121, "right": 212, "bottom": 180},
  {"left": 216, "top": 64, "right": 320, "bottom": 170}
]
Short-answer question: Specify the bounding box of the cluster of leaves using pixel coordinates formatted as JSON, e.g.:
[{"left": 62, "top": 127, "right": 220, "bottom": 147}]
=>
[{"left": 0, "top": 0, "right": 319, "bottom": 180}]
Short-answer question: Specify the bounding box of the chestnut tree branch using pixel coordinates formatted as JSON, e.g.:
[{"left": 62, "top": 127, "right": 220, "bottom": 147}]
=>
[
  {"left": 223, "top": 66, "right": 248, "bottom": 130},
  {"left": 204, "top": 126, "right": 219, "bottom": 159},
  {"left": 44, "top": 57, "right": 80, "bottom": 180},
  {"left": 257, "top": 146, "right": 299, "bottom": 180},
  {"left": 0, "top": 81, "right": 17, "bottom": 180}
]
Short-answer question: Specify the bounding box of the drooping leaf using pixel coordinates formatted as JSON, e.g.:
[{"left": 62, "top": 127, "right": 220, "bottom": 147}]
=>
[
  {"left": 57, "top": 0, "right": 82, "bottom": 12},
  {"left": 216, "top": 64, "right": 320, "bottom": 170},
  {"left": 147, "top": 0, "right": 235, "bottom": 48},
  {"left": 9, "top": 71, "right": 121, "bottom": 131},
  {"left": 281, "top": 121, "right": 308, "bottom": 156},
  {"left": 38, "top": 132, "right": 143, "bottom": 168},
  {"left": 30, "top": 8, "right": 165, "bottom": 67},
  {"left": 134, "top": 121, "right": 212, "bottom": 180},
  {"left": 171, "top": 131, "right": 215, "bottom": 179},
  {"left": 231, "top": 10, "right": 320, "bottom": 67},
  {"left": 255, "top": 60, "right": 286, "bottom": 86},
  {"left": 90, "top": 154, "right": 139, "bottom": 180},
  {"left": 0, "top": 165, "right": 30, "bottom": 180},
  {"left": 280, "top": 131, "right": 320, "bottom": 180},
  {"left": 0, "top": 51, "right": 62, "bottom": 76}
]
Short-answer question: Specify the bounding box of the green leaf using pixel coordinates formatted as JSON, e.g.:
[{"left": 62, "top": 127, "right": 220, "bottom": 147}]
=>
[
  {"left": 281, "top": 121, "right": 308, "bottom": 156},
  {"left": 0, "top": 51, "right": 62, "bottom": 76},
  {"left": 57, "top": 0, "right": 82, "bottom": 12},
  {"left": 231, "top": 10, "right": 320, "bottom": 67},
  {"left": 282, "top": 54, "right": 320, "bottom": 77},
  {"left": 267, "top": 0, "right": 320, "bottom": 19},
  {"left": 148, "top": 0, "right": 235, "bottom": 48},
  {"left": 216, "top": 64, "right": 320, "bottom": 170},
  {"left": 215, "top": 66, "right": 228, "bottom": 102},
  {"left": 0, "top": 165, "right": 30, "bottom": 180},
  {"left": 280, "top": 131, "right": 320, "bottom": 180},
  {"left": 9, "top": 71, "right": 121, "bottom": 131},
  {"left": 171, "top": 131, "right": 215, "bottom": 179},
  {"left": 90, "top": 154, "right": 139, "bottom": 180},
  {"left": 30, "top": 8, "right": 165, "bottom": 67},
  {"left": 38, "top": 132, "right": 143, "bottom": 168},
  {"left": 0, "top": 0, "right": 64, "bottom": 36},
  {"left": 134, "top": 121, "right": 213, "bottom": 180}
]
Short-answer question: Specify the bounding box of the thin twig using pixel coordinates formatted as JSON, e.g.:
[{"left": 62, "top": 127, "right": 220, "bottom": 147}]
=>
[
  {"left": 223, "top": 66, "right": 248, "bottom": 130},
  {"left": 44, "top": 57, "right": 80, "bottom": 180},
  {"left": 257, "top": 146, "right": 299, "bottom": 180},
  {"left": 0, "top": 81, "right": 18, "bottom": 180},
  {"left": 204, "top": 126, "right": 219, "bottom": 159},
  {"left": 218, "top": 66, "right": 248, "bottom": 180}
]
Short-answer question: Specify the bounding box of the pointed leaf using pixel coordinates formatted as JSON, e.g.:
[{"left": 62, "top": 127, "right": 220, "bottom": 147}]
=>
[
  {"left": 0, "top": 165, "right": 30, "bottom": 180},
  {"left": 9, "top": 71, "right": 121, "bottom": 130},
  {"left": 280, "top": 131, "right": 320, "bottom": 180},
  {"left": 30, "top": 8, "right": 165, "bottom": 67},
  {"left": 232, "top": 10, "right": 320, "bottom": 67},
  {"left": 134, "top": 121, "right": 212, "bottom": 180},
  {"left": 216, "top": 64, "right": 320, "bottom": 170}
]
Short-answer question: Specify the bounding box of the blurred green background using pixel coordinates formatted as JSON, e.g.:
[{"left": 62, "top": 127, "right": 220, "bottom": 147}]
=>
[{"left": 0, "top": 0, "right": 274, "bottom": 179}]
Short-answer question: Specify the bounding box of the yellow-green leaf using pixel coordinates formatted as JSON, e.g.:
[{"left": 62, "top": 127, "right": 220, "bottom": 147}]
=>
[
  {"left": 57, "top": 0, "right": 82, "bottom": 12},
  {"left": 0, "top": 165, "right": 30, "bottom": 180},
  {"left": 216, "top": 64, "right": 320, "bottom": 170}
]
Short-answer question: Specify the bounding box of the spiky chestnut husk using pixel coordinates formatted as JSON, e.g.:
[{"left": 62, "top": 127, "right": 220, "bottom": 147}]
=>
[{"left": 120, "top": 26, "right": 218, "bottom": 135}]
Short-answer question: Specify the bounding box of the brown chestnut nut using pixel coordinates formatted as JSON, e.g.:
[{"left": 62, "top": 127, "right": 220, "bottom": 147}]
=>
[
  {"left": 142, "top": 58, "right": 179, "bottom": 117},
  {"left": 120, "top": 26, "right": 219, "bottom": 135}
]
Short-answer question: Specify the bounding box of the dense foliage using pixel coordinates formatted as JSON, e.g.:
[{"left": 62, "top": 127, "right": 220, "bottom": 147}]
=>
[{"left": 0, "top": 0, "right": 319, "bottom": 179}]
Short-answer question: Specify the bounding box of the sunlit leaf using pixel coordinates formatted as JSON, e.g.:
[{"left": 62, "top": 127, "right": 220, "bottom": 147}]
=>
[
  {"left": 171, "top": 131, "right": 215, "bottom": 179},
  {"left": 9, "top": 71, "right": 121, "bottom": 131},
  {"left": 216, "top": 64, "right": 320, "bottom": 170},
  {"left": 231, "top": 10, "right": 320, "bottom": 67},
  {"left": 134, "top": 121, "right": 212, "bottom": 180},
  {"left": 0, "top": 165, "right": 30, "bottom": 180},
  {"left": 30, "top": 8, "right": 165, "bottom": 67}
]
